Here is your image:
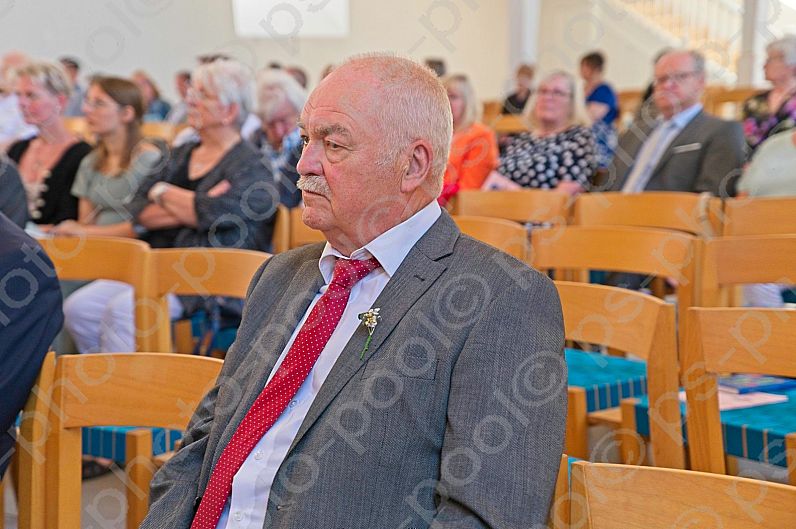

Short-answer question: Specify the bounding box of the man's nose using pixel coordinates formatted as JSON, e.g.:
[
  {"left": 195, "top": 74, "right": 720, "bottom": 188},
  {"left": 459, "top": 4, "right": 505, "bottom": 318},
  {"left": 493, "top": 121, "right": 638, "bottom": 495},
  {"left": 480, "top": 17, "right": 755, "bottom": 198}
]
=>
[{"left": 296, "top": 140, "right": 322, "bottom": 177}]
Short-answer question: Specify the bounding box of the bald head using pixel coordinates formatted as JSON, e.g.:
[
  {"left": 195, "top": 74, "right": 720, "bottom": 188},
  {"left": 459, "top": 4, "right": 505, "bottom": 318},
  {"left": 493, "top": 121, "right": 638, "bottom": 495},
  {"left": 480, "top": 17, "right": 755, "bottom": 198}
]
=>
[{"left": 322, "top": 55, "right": 453, "bottom": 191}]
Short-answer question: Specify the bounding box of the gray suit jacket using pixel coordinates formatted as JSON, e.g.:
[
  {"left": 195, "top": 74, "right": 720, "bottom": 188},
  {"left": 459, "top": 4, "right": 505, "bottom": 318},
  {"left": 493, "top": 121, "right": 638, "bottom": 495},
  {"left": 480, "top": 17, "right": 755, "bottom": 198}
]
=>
[
  {"left": 141, "top": 211, "right": 566, "bottom": 529},
  {"left": 606, "top": 110, "right": 745, "bottom": 195}
]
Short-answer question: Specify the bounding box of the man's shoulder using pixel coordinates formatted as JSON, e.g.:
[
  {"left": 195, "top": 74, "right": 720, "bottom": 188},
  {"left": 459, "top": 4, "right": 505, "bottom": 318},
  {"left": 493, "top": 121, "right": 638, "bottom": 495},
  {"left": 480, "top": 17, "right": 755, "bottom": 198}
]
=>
[
  {"left": 258, "top": 243, "right": 324, "bottom": 278},
  {"left": 686, "top": 111, "right": 741, "bottom": 135}
]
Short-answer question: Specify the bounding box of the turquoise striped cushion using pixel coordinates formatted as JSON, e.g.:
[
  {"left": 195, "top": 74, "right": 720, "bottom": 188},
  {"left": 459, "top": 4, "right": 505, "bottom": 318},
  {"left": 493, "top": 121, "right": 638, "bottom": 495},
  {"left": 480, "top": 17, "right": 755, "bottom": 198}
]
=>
[{"left": 566, "top": 349, "right": 648, "bottom": 412}]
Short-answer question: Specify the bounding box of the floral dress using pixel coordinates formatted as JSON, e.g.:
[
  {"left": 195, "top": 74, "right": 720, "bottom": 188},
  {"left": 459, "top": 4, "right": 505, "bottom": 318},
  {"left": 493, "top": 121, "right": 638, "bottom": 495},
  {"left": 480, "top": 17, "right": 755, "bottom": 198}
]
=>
[
  {"left": 498, "top": 126, "right": 596, "bottom": 189},
  {"left": 742, "top": 90, "right": 796, "bottom": 154}
]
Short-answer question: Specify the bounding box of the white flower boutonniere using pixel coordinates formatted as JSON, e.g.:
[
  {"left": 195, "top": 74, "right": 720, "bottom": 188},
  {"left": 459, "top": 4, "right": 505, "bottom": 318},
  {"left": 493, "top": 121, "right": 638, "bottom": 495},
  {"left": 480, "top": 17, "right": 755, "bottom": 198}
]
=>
[{"left": 357, "top": 308, "right": 381, "bottom": 359}]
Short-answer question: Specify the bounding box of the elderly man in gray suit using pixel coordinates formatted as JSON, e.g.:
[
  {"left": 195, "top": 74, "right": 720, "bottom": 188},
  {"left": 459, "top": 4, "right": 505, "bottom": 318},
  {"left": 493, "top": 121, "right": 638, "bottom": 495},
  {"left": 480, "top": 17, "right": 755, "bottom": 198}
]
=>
[
  {"left": 607, "top": 49, "right": 745, "bottom": 196},
  {"left": 141, "top": 55, "right": 566, "bottom": 529}
]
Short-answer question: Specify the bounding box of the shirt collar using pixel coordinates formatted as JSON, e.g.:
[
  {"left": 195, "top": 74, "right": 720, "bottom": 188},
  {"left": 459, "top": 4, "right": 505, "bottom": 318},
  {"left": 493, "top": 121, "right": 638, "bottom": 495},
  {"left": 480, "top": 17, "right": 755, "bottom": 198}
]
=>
[
  {"left": 665, "top": 103, "right": 703, "bottom": 130},
  {"left": 318, "top": 200, "right": 442, "bottom": 283}
]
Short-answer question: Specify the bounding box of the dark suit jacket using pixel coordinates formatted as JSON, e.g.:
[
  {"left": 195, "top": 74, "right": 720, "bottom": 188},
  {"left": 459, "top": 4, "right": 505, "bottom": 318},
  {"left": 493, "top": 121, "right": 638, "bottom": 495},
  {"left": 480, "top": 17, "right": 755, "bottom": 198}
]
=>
[
  {"left": 607, "top": 110, "right": 746, "bottom": 195},
  {"left": 142, "top": 211, "right": 567, "bottom": 528},
  {"left": 0, "top": 158, "right": 28, "bottom": 228},
  {"left": 0, "top": 213, "right": 63, "bottom": 476}
]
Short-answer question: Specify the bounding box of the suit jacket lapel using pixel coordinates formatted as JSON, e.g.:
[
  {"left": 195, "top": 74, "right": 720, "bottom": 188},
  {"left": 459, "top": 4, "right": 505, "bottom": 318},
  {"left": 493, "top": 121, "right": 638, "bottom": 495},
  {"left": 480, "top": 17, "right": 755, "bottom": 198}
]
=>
[
  {"left": 652, "top": 111, "right": 705, "bottom": 177},
  {"left": 284, "top": 212, "right": 459, "bottom": 457}
]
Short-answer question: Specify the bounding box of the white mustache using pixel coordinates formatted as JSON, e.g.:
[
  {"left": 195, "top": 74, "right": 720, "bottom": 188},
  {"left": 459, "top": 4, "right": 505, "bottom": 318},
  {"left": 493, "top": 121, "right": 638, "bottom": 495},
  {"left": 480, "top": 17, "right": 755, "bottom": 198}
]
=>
[{"left": 297, "top": 174, "right": 331, "bottom": 198}]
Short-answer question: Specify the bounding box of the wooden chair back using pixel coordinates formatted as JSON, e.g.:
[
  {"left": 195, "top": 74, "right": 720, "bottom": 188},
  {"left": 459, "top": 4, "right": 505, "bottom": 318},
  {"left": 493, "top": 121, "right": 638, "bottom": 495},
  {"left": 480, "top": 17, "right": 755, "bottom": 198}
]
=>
[
  {"left": 63, "top": 117, "right": 90, "bottom": 140},
  {"left": 140, "top": 121, "right": 177, "bottom": 143},
  {"left": 289, "top": 206, "right": 325, "bottom": 249},
  {"left": 453, "top": 215, "right": 530, "bottom": 262},
  {"left": 532, "top": 226, "right": 697, "bottom": 328},
  {"left": 43, "top": 353, "right": 223, "bottom": 529},
  {"left": 683, "top": 307, "right": 796, "bottom": 482},
  {"left": 38, "top": 236, "right": 152, "bottom": 351},
  {"left": 271, "top": 204, "right": 290, "bottom": 253},
  {"left": 700, "top": 235, "right": 796, "bottom": 307},
  {"left": 481, "top": 99, "right": 503, "bottom": 125},
  {"left": 455, "top": 190, "right": 570, "bottom": 225},
  {"left": 570, "top": 460, "right": 796, "bottom": 528},
  {"left": 489, "top": 114, "right": 531, "bottom": 134},
  {"left": 705, "top": 86, "right": 761, "bottom": 119},
  {"left": 573, "top": 191, "right": 722, "bottom": 237},
  {"left": 14, "top": 351, "right": 56, "bottom": 529},
  {"left": 722, "top": 197, "right": 796, "bottom": 236},
  {"left": 143, "top": 247, "right": 270, "bottom": 352},
  {"left": 555, "top": 281, "right": 683, "bottom": 468}
]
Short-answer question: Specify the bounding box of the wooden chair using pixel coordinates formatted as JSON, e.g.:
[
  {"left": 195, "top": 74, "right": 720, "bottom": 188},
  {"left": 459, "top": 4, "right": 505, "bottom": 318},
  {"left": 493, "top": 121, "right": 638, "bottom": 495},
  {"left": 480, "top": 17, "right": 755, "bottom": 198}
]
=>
[
  {"left": 616, "top": 88, "right": 644, "bottom": 130},
  {"left": 452, "top": 215, "right": 530, "bottom": 261},
  {"left": 489, "top": 114, "right": 531, "bottom": 134},
  {"left": 573, "top": 191, "right": 722, "bottom": 238},
  {"left": 38, "top": 236, "right": 153, "bottom": 351},
  {"left": 554, "top": 281, "right": 683, "bottom": 467},
  {"left": 142, "top": 247, "right": 270, "bottom": 353},
  {"left": 683, "top": 307, "right": 796, "bottom": 486},
  {"left": 704, "top": 86, "right": 760, "bottom": 119},
  {"left": 531, "top": 226, "right": 698, "bottom": 331},
  {"left": 570, "top": 460, "right": 796, "bottom": 528},
  {"left": 455, "top": 189, "right": 570, "bottom": 225},
  {"left": 10, "top": 351, "right": 56, "bottom": 529},
  {"left": 271, "top": 204, "right": 291, "bottom": 253},
  {"left": 722, "top": 196, "right": 796, "bottom": 236},
  {"left": 699, "top": 234, "right": 796, "bottom": 307},
  {"left": 42, "top": 353, "right": 223, "bottom": 529},
  {"left": 288, "top": 206, "right": 325, "bottom": 249},
  {"left": 140, "top": 121, "right": 177, "bottom": 143},
  {"left": 63, "top": 117, "right": 89, "bottom": 140},
  {"left": 481, "top": 99, "right": 503, "bottom": 126}
]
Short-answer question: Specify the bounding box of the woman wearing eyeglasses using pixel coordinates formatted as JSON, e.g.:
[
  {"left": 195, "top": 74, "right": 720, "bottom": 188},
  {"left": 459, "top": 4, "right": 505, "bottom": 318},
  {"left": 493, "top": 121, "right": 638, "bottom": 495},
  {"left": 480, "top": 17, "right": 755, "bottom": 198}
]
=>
[
  {"left": 742, "top": 35, "right": 796, "bottom": 154},
  {"left": 50, "top": 76, "right": 163, "bottom": 236},
  {"left": 63, "top": 60, "right": 276, "bottom": 355},
  {"left": 487, "top": 71, "right": 596, "bottom": 195}
]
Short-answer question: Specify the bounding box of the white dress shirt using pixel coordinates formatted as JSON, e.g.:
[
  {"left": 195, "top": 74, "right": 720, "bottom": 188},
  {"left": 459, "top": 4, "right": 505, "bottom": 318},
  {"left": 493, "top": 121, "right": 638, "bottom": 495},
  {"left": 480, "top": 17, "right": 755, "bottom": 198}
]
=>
[
  {"left": 622, "top": 103, "right": 703, "bottom": 193},
  {"left": 216, "top": 200, "right": 442, "bottom": 529}
]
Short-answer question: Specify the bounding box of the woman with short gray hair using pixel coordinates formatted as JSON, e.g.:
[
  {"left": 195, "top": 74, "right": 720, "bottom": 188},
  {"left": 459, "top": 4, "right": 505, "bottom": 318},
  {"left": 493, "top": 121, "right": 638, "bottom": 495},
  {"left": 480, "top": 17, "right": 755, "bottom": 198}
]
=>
[
  {"left": 742, "top": 35, "right": 796, "bottom": 153},
  {"left": 63, "top": 60, "right": 277, "bottom": 355}
]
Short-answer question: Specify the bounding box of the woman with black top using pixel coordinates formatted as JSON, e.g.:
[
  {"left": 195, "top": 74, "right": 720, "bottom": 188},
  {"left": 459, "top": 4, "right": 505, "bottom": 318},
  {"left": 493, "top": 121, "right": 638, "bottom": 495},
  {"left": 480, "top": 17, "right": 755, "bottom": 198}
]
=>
[
  {"left": 7, "top": 61, "right": 91, "bottom": 225},
  {"left": 64, "top": 60, "right": 277, "bottom": 354}
]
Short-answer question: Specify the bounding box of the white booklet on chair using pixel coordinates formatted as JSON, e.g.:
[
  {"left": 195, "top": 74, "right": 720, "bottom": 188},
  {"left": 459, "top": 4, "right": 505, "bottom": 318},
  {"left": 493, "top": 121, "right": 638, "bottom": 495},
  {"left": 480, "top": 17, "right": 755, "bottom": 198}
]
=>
[{"left": 679, "top": 390, "right": 788, "bottom": 411}]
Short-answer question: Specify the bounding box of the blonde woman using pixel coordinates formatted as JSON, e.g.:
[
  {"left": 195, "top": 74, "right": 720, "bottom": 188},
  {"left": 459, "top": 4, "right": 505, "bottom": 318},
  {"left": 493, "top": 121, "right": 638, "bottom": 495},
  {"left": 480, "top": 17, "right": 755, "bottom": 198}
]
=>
[
  {"left": 7, "top": 60, "right": 91, "bottom": 224},
  {"left": 439, "top": 74, "right": 498, "bottom": 205},
  {"left": 489, "top": 70, "right": 596, "bottom": 195}
]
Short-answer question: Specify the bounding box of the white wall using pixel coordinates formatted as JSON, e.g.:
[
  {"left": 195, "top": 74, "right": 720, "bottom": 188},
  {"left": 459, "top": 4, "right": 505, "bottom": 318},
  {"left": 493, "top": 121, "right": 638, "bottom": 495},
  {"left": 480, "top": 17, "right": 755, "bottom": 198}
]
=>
[{"left": 0, "top": 0, "right": 513, "bottom": 103}]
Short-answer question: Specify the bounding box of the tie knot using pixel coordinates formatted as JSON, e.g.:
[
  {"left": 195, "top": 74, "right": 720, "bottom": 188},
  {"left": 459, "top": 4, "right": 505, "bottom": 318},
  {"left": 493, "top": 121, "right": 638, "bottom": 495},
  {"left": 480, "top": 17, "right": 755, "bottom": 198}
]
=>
[{"left": 330, "top": 257, "right": 381, "bottom": 290}]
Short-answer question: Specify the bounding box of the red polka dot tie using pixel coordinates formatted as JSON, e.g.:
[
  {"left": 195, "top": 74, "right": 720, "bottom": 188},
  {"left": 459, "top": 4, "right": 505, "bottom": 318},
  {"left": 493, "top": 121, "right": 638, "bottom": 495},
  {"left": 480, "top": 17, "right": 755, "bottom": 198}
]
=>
[{"left": 190, "top": 257, "right": 381, "bottom": 529}]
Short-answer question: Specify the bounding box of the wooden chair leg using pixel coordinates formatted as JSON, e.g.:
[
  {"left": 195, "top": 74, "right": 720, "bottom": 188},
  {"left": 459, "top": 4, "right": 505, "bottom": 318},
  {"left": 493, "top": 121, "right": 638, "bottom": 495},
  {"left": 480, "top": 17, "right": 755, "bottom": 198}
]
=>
[
  {"left": 125, "top": 429, "right": 155, "bottom": 529},
  {"left": 619, "top": 399, "right": 646, "bottom": 465},
  {"left": 566, "top": 388, "right": 589, "bottom": 460},
  {"left": 46, "top": 426, "right": 82, "bottom": 529}
]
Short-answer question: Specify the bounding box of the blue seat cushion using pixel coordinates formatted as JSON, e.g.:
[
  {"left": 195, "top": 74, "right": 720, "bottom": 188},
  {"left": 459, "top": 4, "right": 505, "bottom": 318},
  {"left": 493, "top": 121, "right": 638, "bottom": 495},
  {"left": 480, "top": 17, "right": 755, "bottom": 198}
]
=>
[
  {"left": 566, "top": 349, "right": 648, "bottom": 413},
  {"left": 82, "top": 426, "right": 183, "bottom": 464},
  {"left": 633, "top": 388, "right": 796, "bottom": 468}
]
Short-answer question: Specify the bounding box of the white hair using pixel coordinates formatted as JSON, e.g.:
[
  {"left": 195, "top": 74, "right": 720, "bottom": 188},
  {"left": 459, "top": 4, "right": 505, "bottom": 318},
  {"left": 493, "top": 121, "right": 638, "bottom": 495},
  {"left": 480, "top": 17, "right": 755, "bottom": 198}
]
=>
[
  {"left": 192, "top": 60, "right": 255, "bottom": 128},
  {"left": 12, "top": 60, "right": 72, "bottom": 98},
  {"left": 256, "top": 68, "right": 307, "bottom": 121},
  {"left": 767, "top": 35, "right": 796, "bottom": 67},
  {"left": 334, "top": 54, "right": 453, "bottom": 194}
]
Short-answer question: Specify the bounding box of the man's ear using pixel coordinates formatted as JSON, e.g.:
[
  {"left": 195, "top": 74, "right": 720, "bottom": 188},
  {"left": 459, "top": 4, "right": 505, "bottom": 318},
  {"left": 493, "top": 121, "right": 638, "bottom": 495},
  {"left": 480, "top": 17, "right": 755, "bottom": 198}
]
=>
[{"left": 400, "top": 140, "right": 433, "bottom": 193}]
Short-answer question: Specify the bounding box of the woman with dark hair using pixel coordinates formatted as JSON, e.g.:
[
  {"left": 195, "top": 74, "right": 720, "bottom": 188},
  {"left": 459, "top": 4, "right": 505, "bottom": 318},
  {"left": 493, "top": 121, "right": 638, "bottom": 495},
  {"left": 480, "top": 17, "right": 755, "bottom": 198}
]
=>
[
  {"left": 580, "top": 51, "right": 618, "bottom": 168},
  {"left": 7, "top": 60, "right": 91, "bottom": 225},
  {"left": 51, "top": 76, "right": 163, "bottom": 236}
]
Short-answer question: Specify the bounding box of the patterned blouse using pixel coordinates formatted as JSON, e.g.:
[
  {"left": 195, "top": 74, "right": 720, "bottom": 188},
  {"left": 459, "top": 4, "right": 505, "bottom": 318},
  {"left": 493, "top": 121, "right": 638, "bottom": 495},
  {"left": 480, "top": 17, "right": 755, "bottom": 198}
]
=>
[
  {"left": 498, "top": 126, "right": 596, "bottom": 189},
  {"left": 742, "top": 90, "right": 796, "bottom": 153}
]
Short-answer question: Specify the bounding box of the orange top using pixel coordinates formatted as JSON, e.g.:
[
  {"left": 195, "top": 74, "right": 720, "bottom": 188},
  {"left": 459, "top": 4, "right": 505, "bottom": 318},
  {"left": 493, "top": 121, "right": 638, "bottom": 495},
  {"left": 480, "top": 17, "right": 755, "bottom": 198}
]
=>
[{"left": 439, "top": 122, "right": 499, "bottom": 205}]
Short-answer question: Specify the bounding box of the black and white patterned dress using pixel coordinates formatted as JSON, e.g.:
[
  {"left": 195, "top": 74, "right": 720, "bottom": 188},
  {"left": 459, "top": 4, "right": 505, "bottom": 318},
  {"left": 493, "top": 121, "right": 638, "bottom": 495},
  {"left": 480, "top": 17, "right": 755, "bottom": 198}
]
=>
[{"left": 498, "top": 126, "right": 597, "bottom": 189}]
